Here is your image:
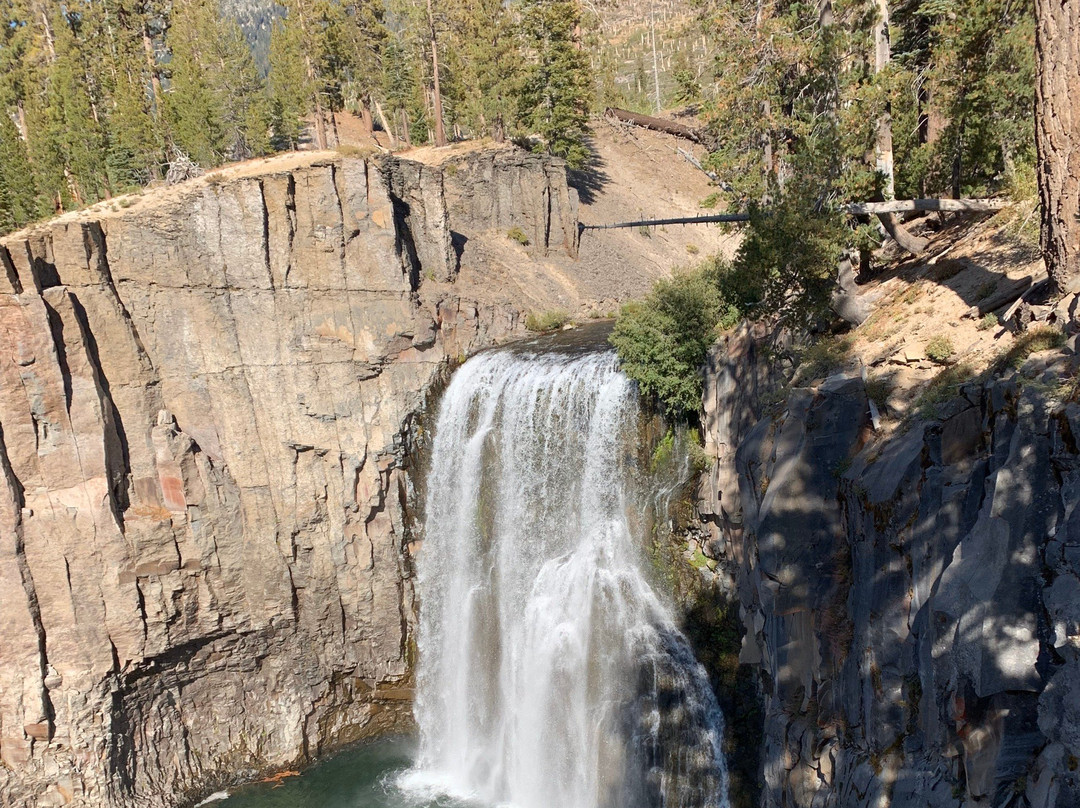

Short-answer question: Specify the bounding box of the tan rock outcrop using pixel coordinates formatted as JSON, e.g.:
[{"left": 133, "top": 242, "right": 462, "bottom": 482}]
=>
[{"left": 0, "top": 151, "right": 587, "bottom": 808}]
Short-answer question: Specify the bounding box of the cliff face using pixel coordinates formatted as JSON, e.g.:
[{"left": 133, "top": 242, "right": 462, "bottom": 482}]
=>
[
  {"left": 700, "top": 330, "right": 1080, "bottom": 808},
  {"left": 0, "top": 151, "right": 580, "bottom": 808}
]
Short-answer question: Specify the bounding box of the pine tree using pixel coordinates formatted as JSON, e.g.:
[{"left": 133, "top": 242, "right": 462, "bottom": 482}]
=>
[
  {"left": 267, "top": 19, "right": 308, "bottom": 149},
  {"left": 1035, "top": 0, "right": 1080, "bottom": 293},
  {"left": 167, "top": 0, "right": 269, "bottom": 166},
  {"left": 341, "top": 0, "right": 387, "bottom": 131},
  {"left": 442, "top": 0, "right": 519, "bottom": 139},
  {"left": 0, "top": 111, "right": 38, "bottom": 230},
  {"left": 268, "top": 0, "right": 353, "bottom": 149},
  {"left": 516, "top": 0, "right": 592, "bottom": 168},
  {"left": 381, "top": 24, "right": 430, "bottom": 144},
  {"left": 81, "top": 0, "right": 169, "bottom": 187}
]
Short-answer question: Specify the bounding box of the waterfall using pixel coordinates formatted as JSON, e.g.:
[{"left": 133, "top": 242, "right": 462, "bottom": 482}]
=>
[{"left": 403, "top": 345, "right": 729, "bottom": 808}]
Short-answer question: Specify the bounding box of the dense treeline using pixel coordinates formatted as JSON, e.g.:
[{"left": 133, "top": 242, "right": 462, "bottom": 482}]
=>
[
  {"left": 697, "top": 0, "right": 1035, "bottom": 204},
  {"left": 0, "top": 0, "right": 594, "bottom": 233},
  {"left": 612, "top": 0, "right": 1040, "bottom": 418}
]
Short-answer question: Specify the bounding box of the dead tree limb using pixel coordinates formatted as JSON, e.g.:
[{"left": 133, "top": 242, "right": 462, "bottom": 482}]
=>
[
  {"left": 1002, "top": 274, "right": 1051, "bottom": 321},
  {"left": 581, "top": 198, "right": 1008, "bottom": 234},
  {"left": 878, "top": 212, "right": 930, "bottom": 256}
]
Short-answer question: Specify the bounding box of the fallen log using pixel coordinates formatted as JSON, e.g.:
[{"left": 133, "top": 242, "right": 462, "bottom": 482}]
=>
[
  {"left": 606, "top": 107, "right": 705, "bottom": 144},
  {"left": 846, "top": 198, "right": 1009, "bottom": 215},
  {"left": 1002, "top": 274, "right": 1051, "bottom": 321},
  {"left": 962, "top": 273, "right": 1045, "bottom": 318}
]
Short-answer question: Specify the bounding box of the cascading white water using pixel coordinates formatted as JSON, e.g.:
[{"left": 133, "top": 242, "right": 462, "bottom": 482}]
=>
[{"left": 404, "top": 345, "right": 729, "bottom": 808}]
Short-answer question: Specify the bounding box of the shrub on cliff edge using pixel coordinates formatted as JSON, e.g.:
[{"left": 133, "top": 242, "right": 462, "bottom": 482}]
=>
[{"left": 611, "top": 258, "right": 747, "bottom": 420}]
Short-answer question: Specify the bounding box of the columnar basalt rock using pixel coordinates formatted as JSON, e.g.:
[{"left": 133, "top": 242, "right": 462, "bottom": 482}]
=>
[
  {"left": 700, "top": 336, "right": 1080, "bottom": 808},
  {"left": 0, "top": 151, "right": 581, "bottom": 808}
]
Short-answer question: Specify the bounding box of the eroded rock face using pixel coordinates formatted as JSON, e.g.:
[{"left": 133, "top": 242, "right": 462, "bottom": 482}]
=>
[
  {"left": 701, "top": 333, "right": 1080, "bottom": 808},
  {"left": 0, "top": 152, "right": 580, "bottom": 808}
]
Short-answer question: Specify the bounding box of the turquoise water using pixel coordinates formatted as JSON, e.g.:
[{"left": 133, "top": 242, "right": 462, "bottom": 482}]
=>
[{"left": 213, "top": 737, "right": 467, "bottom": 808}]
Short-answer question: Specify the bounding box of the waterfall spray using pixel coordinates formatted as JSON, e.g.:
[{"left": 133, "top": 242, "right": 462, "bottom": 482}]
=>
[{"left": 404, "top": 347, "right": 729, "bottom": 808}]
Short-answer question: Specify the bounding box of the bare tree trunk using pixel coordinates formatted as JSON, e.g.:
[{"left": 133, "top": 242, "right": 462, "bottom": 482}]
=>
[
  {"left": 870, "top": 0, "right": 928, "bottom": 256},
  {"left": 142, "top": 25, "right": 165, "bottom": 127},
  {"left": 427, "top": 0, "right": 447, "bottom": 147},
  {"left": 1035, "top": 0, "right": 1080, "bottom": 295},
  {"left": 328, "top": 109, "right": 340, "bottom": 148},
  {"left": 873, "top": 0, "right": 894, "bottom": 199},
  {"left": 15, "top": 100, "right": 28, "bottom": 142},
  {"left": 304, "top": 48, "right": 328, "bottom": 150},
  {"left": 40, "top": 9, "right": 55, "bottom": 60},
  {"left": 359, "top": 98, "right": 374, "bottom": 135},
  {"left": 400, "top": 108, "right": 412, "bottom": 147},
  {"left": 374, "top": 99, "right": 396, "bottom": 147},
  {"left": 650, "top": 3, "right": 662, "bottom": 113}
]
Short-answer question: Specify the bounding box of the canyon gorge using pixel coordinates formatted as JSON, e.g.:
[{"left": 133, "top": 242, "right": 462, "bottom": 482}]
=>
[{"left": 2, "top": 144, "right": 1079, "bottom": 808}]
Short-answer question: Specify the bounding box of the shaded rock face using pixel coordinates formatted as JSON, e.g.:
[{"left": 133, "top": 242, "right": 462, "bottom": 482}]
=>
[
  {"left": 0, "top": 152, "right": 580, "bottom": 808},
  {"left": 700, "top": 330, "right": 1080, "bottom": 808}
]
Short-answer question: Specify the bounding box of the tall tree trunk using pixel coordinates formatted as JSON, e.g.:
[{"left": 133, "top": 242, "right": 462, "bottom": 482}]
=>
[
  {"left": 15, "top": 101, "right": 28, "bottom": 143},
  {"left": 872, "top": 0, "right": 928, "bottom": 256},
  {"left": 873, "top": 0, "right": 894, "bottom": 199},
  {"left": 359, "top": 97, "right": 374, "bottom": 135},
  {"left": 142, "top": 25, "right": 165, "bottom": 127},
  {"left": 1035, "top": 0, "right": 1080, "bottom": 295},
  {"left": 306, "top": 55, "right": 328, "bottom": 150},
  {"left": 650, "top": 4, "right": 662, "bottom": 113},
  {"left": 40, "top": 9, "right": 56, "bottom": 60},
  {"left": 427, "top": 0, "right": 447, "bottom": 147},
  {"left": 374, "top": 99, "right": 397, "bottom": 146}
]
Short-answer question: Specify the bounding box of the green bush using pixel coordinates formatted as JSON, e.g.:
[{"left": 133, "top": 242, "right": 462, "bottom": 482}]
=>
[
  {"left": 524, "top": 309, "right": 570, "bottom": 332},
  {"left": 507, "top": 226, "right": 530, "bottom": 246},
  {"left": 735, "top": 186, "right": 847, "bottom": 331},
  {"left": 611, "top": 258, "right": 747, "bottom": 420},
  {"left": 925, "top": 335, "right": 955, "bottom": 364}
]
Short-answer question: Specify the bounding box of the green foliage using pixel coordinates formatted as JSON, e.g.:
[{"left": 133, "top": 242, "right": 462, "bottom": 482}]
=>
[
  {"left": 167, "top": 0, "right": 269, "bottom": 166},
  {"left": 925, "top": 335, "right": 955, "bottom": 364},
  {"left": 268, "top": 17, "right": 314, "bottom": 150},
  {"left": 439, "top": 0, "right": 520, "bottom": 140},
  {"left": 516, "top": 0, "right": 592, "bottom": 169},
  {"left": 915, "top": 362, "right": 977, "bottom": 417},
  {"left": 673, "top": 68, "right": 701, "bottom": 104},
  {"left": 892, "top": 0, "right": 1036, "bottom": 198},
  {"left": 864, "top": 374, "right": 893, "bottom": 410},
  {"left": 695, "top": 0, "right": 1037, "bottom": 288},
  {"left": 506, "top": 226, "right": 529, "bottom": 246},
  {"left": 610, "top": 260, "right": 734, "bottom": 420},
  {"left": 977, "top": 313, "right": 998, "bottom": 331},
  {"left": 794, "top": 335, "right": 854, "bottom": 383},
  {"left": 0, "top": 111, "right": 39, "bottom": 230},
  {"left": 736, "top": 185, "right": 849, "bottom": 330},
  {"left": 524, "top": 309, "right": 570, "bottom": 332}
]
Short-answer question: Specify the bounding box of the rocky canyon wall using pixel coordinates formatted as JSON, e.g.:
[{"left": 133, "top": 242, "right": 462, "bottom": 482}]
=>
[
  {"left": 699, "top": 330, "right": 1080, "bottom": 808},
  {"left": 0, "top": 150, "right": 581, "bottom": 808}
]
